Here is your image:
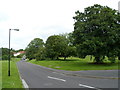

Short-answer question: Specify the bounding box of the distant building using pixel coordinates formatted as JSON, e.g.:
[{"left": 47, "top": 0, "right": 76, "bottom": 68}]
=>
[{"left": 14, "top": 51, "right": 25, "bottom": 56}]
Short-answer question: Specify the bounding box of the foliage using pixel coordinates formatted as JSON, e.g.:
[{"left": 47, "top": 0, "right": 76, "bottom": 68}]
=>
[
  {"left": 26, "top": 34, "right": 76, "bottom": 60},
  {"left": 59, "top": 33, "right": 75, "bottom": 46},
  {"left": 16, "top": 53, "right": 24, "bottom": 58},
  {"left": 35, "top": 47, "right": 46, "bottom": 60},
  {"left": 1, "top": 48, "right": 14, "bottom": 60},
  {"left": 59, "top": 33, "right": 77, "bottom": 58},
  {"left": 2, "top": 55, "right": 8, "bottom": 60},
  {"left": 16, "top": 49, "right": 24, "bottom": 52},
  {"left": 1, "top": 48, "right": 8, "bottom": 60},
  {"left": 25, "top": 38, "right": 44, "bottom": 60},
  {"left": 67, "top": 32, "right": 75, "bottom": 46},
  {"left": 45, "top": 35, "right": 69, "bottom": 60},
  {"left": 73, "top": 4, "right": 120, "bottom": 63}
]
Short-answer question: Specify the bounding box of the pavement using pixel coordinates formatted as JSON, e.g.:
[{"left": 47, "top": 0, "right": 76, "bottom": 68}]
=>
[{"left": 16, "top": 61, "right": 119, "bottom": 89}]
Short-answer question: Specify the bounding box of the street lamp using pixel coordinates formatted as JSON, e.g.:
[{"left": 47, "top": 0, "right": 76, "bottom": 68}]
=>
[{"left": 8, "top": 29, "right": 19, "bottom": 76}]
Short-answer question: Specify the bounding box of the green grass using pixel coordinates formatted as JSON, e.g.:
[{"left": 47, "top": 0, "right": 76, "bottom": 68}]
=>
[
  {"left": 1, "top": 58, "right": 24, "bottom": 88},
  {"left": 28, "top": 56, "right": 119, "bottom": 71}
]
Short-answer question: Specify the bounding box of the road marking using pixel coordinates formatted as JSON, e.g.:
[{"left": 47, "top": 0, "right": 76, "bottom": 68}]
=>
[
  {"left": 16, "top": 63, "right": 29, "bottom": 88},
  {"left": 22, "top": 79, "right": 29, "bottom": 88},
  {"left": 48, "top": 76, "right": 66, "bottom": 82},
  {"left": 79, "top": 84, "right": 101, "bottom": 90}
]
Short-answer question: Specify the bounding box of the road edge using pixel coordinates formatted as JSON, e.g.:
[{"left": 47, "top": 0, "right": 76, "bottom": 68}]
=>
[{"left": 16, "top": 62, "right": 29, "bottom": 89}]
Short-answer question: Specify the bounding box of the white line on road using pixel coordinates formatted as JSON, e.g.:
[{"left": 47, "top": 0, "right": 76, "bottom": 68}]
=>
[
  {"left": 79, "top": 84, "right": 101, "bottom": 90},
  {"left": 48, "top": 76, "right": 66, "bottom": 82},
  {"left": 22, "top": 79, "right": 29, "bottom": 88},
  {"left": 16, "top": 63, "right": 29, "bottom": 88}
]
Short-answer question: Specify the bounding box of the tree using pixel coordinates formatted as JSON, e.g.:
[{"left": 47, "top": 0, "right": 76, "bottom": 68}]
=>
[
  {"left": 59, "top": 33, "right": 77, "bottom": 58},
  {"left": 25, "top": 38, "right": 44, "bottom": 60},
  {"left": 73, "top": 4, "right": 120, "bottom": 63},
  {"left": 59, "top": 33, "right": 75, "bottom": 46},
  {"left": 35, "top": 47, "right": 46, "bottom": 60},
  {"left": 16, "top": 49, "right": 24, "bottom": 52},
  {"left": 60, "top": 46, "right": 77, "bottom": 59},
  {"left": 1, "top": 47, "right": 14, "bottom": 60},
  {"left": 45, "top": 35, "right": 68, "bottom": 60},
  {"left": 1, "top": 48, "right": 9, "bottom": 60},
  {"left": 116, "top": 12, "right": 120, "bottom": 60}
]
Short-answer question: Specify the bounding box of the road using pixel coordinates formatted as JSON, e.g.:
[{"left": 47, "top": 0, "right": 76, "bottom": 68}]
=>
[{"left": 16, "top": 61, "right": 119, "bottom": 89}]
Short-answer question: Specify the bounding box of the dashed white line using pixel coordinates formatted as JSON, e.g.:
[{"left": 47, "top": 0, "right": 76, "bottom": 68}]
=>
[
  {"left": 48, "top": 76, "right": 66, "bottom": 82},
  {"left": 79, "top": 84, "right": 101, "bottom": 90},
  {"left": 22, "top": 79, "right": 29, "bottom": 88},
  {"left": 79, "top": 84, "right": 95, "bottom": 88}
]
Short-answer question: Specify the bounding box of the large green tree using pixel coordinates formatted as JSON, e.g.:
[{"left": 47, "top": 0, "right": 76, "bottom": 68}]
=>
[
  {"left": 59, "top": 33, "right": 77, "bottom": 58},
  {"left": 25, "top": 38, "right": 44, "bottom": 60},
  {"left": 73, "top": 4, "right": 120, "bottom": 63},
  {"left": 45, "top": 35, "right": 69, "bottom": 60},
  {"left": 35, "top": 46, "right": 46, "bottom": 60}
]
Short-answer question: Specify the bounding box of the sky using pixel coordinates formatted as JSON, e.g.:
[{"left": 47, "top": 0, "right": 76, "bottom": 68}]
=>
[{"left": 0, "top": 0, "right": 120, "bottom": 50}]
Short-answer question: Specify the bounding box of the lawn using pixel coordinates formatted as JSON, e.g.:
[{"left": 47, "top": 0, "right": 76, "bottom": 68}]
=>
[
  {"left": 28, "top": 56, "right": 119, "bottom": 71},
  {"left": 1, "top": 58, "right": 24, "bottom": 89}
]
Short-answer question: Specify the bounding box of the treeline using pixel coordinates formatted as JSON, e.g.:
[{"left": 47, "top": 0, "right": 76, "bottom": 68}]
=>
[
  {"left": 26, "top": 4, "right": 120, "bottom": 63},
  {"left": 1, "top": 48, "right": 24, "bottom": 60},
  {"left": 25, "top": 33, "right": 76, "bottom": 60}
]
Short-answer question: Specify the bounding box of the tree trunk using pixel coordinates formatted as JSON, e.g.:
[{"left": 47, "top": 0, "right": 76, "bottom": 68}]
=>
[
  {"left": 57, "top": 57, "right": 59, "bottom": 60},
  {"left": 64, "top": 57, "right": 66, "bottom": 60},
  {"left": 90, "top": 55, "right": 92, "bottom": 61},
  {"left": 51, "top": 57, "right": 54, "bottom": 60},
  {"left": 94, "top": 56, "right": 102, "bottom": 64},
  {"left": 118, "top": 56, "right": 120, "bottom": 60}
]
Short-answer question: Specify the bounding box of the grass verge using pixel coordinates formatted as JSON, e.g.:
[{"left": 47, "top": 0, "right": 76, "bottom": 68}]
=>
[
  {"left": 1, "top": 58, "right": 24, "bottom": 88},
  {"left": 28, "top": 56, "right": 119, "bottom": 71}
]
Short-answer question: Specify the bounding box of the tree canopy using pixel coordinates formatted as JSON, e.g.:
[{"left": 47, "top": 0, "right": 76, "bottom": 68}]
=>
[
  {"left": 25, "top": 38, "right": 44, "bottom": 60},
  {"left": 45, "top": 35, "right": 68, "bottom": 60},
  {"left": 73, "top": 4, "right": 120, "bottom": 63}
]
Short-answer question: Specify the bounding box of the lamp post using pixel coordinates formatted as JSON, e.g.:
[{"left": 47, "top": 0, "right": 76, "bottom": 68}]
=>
[{"left": 8, "top": 29, "right": 19, "bottom": 76}]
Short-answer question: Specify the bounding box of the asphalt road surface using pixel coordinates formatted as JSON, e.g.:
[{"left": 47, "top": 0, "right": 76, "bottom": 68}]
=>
[{"left": 16, "top": 61, "right": 119, "bottom": 89}]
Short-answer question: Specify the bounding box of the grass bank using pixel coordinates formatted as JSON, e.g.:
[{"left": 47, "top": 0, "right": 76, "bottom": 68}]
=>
[
  {"left": 1, "top": 58, "right": 24, "bottom": 88},
  {"left": 28, "top": 56, "right": 119, "bottom": 71}
]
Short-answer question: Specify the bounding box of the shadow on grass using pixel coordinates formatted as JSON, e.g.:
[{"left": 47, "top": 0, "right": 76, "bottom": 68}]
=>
[
  {"left": 35, "top": 59, "right": 80, "bottom": 61},
  {"left": 58, "top": 59, "right": 79, "bottom": 61}
]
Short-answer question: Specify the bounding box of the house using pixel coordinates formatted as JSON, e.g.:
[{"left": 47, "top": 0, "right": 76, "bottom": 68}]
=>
[{"left": 14, "top": 51, "right": 25, "bottom": 56}]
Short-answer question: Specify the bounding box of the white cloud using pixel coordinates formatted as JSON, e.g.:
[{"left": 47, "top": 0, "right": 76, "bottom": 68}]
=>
[{"left": 0, "top": 0, "right": 119, "bottom": 50}]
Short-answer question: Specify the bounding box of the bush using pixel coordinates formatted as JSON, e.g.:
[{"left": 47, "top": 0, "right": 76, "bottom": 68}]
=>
[
  {"left": 108, "top": 57, "right": 116, "bottom": 63},
  {"left": 2, "top": 55, "right": 8, "bottom": 60}
]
